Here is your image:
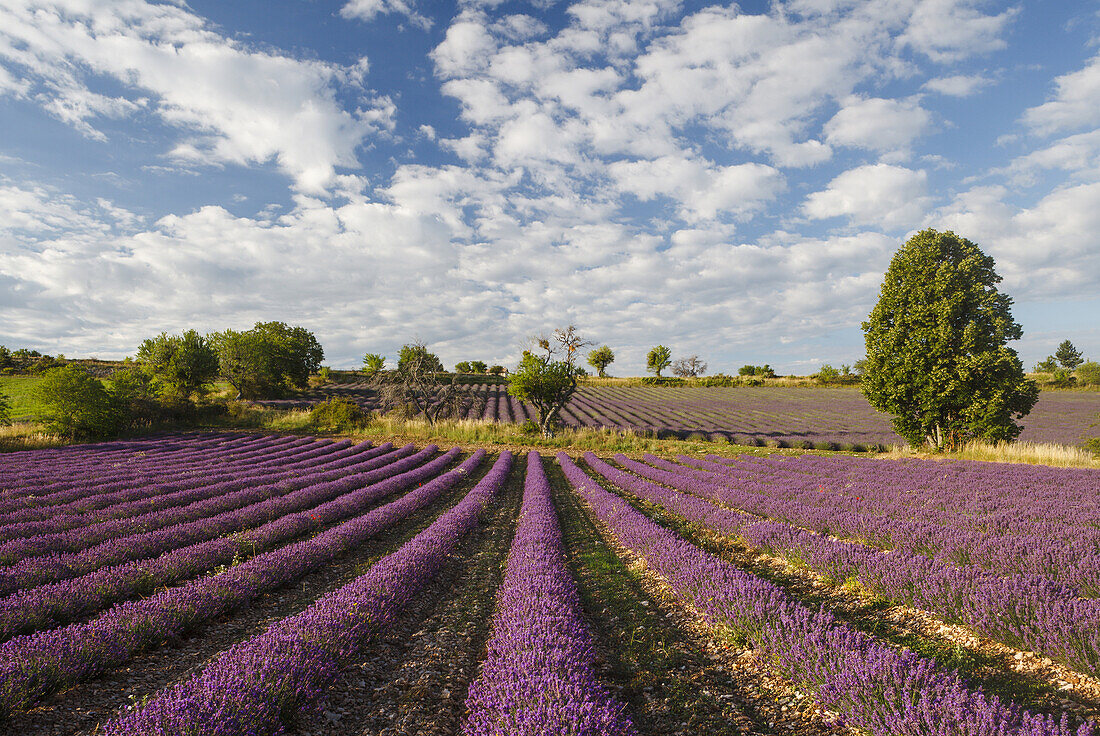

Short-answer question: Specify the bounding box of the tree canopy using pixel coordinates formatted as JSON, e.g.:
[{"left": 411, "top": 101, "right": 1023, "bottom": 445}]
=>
[
  {"left": 509, "top": 326, "right": 589, "bottom": 436},
  {"left": 861, "top": 228, "right": 1038, "bottom": 450},
  {"left": 136, "top": 330, "right": 219, "bottom": 400},
  {"left": 646, "top": 345, "right": 672, "bottom": 377},
  {"left": 1056, "top": 340, "right": 1084, "bottom": 370},
  {"left": 587, "top": 345, "right": 615, "bottom": 377},
  {"left": 211, "top": 322, "right": 323, "bottom": 400}
]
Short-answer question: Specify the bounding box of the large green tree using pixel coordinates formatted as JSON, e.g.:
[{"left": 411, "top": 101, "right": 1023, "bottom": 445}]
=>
[
  {"left": 861, "top": 229, "right": 1038, "bottom": 450},
  {"left": 211, "top": 322, "right": 323, "bottom": 400},
  {"left": 136, "top": 330, "right": 219, "bottom": 400}
]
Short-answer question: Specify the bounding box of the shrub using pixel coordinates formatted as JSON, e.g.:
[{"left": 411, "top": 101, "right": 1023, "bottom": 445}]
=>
[
  {"left": 309, "top": 398, "right": 368, "bottom": 432},
  {"left": 0, "top": 392, "right": 10, "bottom": 426},
  {"left": 699, "top": 373, "right": 739, "bottom": 387},
  {"left": 1034, "top": 356, "right": 1058, "bottom": 373},
  {"left": 363, "top": 353, "right": 386, "bottom": 375},
  {"left": 640, "top": 377, "right": 687, "bottom": 387},
  {"left": 1085, "top": 438, "right": 1100, "bottom": 456},
  {"left": 1076, "top": 361, "right": 1100, "bottom": 387},
  {"left": 32, "top": 366, "right": 123, "bottom": 439}
]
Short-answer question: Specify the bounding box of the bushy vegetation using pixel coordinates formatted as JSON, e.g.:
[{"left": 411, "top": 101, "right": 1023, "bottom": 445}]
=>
[
  {"left": 640, "top": 377, "right": 687, "bottom": 386},
  {"left": 137, "top": 330, "right": 219, "bottom": 400},
  {"left": 1076, "top": 361, "right": 1100, "bottom": 387},
  {"left": 211, "top": 322, "right": 323, "bottom": 400},
  {"left": 31, "top": 366, "right": 123, "bottom": 439},
  {"left": 308, "top": 398, "right": 369, "bottom": 432},
  {"left": 362, "top": 353, "right": 385, "bottom": 375},
  {"left": 738, "top": 364, "right": 775, "bottom": 378}
]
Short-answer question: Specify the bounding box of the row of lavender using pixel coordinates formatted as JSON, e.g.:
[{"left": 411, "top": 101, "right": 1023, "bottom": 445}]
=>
[
  {"left": 626, "top": 452, "right": 1100, "bottom": 594},
  {"left": 101, "top": 449, "right": 515, "bottom": 734},
  {"left": 583, "top": 453, "right": 1100, "bottom": 679},
  {"left": 558, "top": 453, "right": 1094, "bottom": 736},
  {"left": 0, "top": 434, "right": 497, "bottom": 719},
  {"left": 461, "top": 453, "right": 635, "bottom": 736}
]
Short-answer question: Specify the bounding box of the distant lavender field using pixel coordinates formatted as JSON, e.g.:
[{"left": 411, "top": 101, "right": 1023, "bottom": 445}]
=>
[{"left": 264, "top": 383, "right": 1100, "bottom": 450}]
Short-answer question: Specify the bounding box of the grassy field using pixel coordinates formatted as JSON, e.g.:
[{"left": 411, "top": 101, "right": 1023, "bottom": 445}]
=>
[{"left": 0, "top": 375, "right": 48, "bottom": 421}]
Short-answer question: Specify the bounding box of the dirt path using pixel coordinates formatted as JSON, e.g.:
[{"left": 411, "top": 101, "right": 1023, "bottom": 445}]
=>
[{"left": 285, "top": 454, "right": 525, "bottom": 736}]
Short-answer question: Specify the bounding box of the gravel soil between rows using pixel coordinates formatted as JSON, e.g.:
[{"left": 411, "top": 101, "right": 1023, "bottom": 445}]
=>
[
  {"left": 548, "top": 462, "right": 852, "bottom": 736},
  {"left": 601, "top": 458, "right": 1100, "bottom": 728},
  {"left": 6, "top": 453, "right": 486, "bottom": 736},
  {"left": 285, "top": 452, "right": 525, "bottom": 736}
]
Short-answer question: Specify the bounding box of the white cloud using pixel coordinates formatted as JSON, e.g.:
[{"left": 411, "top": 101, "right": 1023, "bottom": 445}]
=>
[
  {"left": 804, "top": 164, "right": 930, "bottom": 229},
  {"left": 898, "top": 0, "right": 1017, "bottom": 63},
  {"left": 935, "top": 182, "right": 1100, "bottom": 299},
  {"left": 1023, "top": 52, "right": 1100, "bottom": 136},
  {"left": 923, "top": 73, "right": 991, "bottom": 97},
  {"left": 0, "top": 1, "right": 391, "bottom": 194},
  {"left": 609, "top": 156, "right": 784, "bottom": 222},
  {"left": 824, "top": 96, "right": 933, "bottom": 153},
  {"left": 341, "top": 0, "right": 433, "bottom": 29}
]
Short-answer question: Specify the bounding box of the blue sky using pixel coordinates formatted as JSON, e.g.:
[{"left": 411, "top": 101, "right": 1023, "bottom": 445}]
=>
[{"left": 1, "top": 0, "right": 1098, "bottom": 374}]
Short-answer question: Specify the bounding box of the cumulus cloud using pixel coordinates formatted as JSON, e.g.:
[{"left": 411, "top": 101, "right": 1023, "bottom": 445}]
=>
[
  {"left": 0, "top": 0, "right": 391, "bottom": 193},
  {"left": 804, "top": 164, "right": 931, "bottom": 229},
  {"left": 898, "top": 0, "right": 1017, "bottom": 62},
  {"left": 823, "top": 96, "right": 933, "bottom": 153},
  {"left": 1023, "top": 52, "right": 1100, "bottom": 136}
]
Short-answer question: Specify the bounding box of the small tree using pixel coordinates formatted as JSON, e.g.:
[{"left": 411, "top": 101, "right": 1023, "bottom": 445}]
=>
[
  {"left": 671, "top": 355, "right": 707, "bottom": 378},
  {"left": 488, "top": 365, "right": 505, "bottom": 376},
  {"left": 1056, "top": 340, "right": 1084, "bottom": 370},
  {"left": 397, "top": 343, "right": 444, "bottom": 374},
  {"left": 32, "top": 366, "right": 122, "bottom": 439},
  {"left": 508, "top": 325, "right": 591, "bottom": 437},
  {"left": 363, "top": 353, "right": 386, "bottom": 375},
  {"left": 136, "top": 330, "right": 219, "bottom": 400},
  {"left": 0, "top": 346, "right": 11, "bottom": 370},
  {"left": 647, "top": 345, "right": 672, "bottom": 377},
  {"left": 587, "top": 345, "right": 615, "bottom": 377},
  {"left": 1034, "top": 356, "right": 1058, "bottom": 373},
  {"left": 373, "top": 342, "right": 463, "bottom": 425},
  {"left": 470, "top": 360, "right": 488, "bottom": 374},
  {"left": 861, "top": 229, "right": 1038, "bottom": 450},
  {"left": 454, "top": 361, "right": 472, "bottom": 374}
]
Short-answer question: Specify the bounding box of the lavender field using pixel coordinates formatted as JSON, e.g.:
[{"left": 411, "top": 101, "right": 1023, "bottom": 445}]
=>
[
  {"left": 276, "top": 383, "right": 1100, "bottom": 449},
  {"left": 1, "top": 432, "right": 1098, "bottom": 735}
]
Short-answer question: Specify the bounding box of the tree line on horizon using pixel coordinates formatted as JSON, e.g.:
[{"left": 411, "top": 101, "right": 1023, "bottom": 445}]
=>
[{"left": 1, "top": 229, "right": 1097, "bottom": 448}]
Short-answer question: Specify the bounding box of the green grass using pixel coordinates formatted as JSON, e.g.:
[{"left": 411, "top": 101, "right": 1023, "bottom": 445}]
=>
[{"left": 0, "top": 375, "right": 46, "bottom": 421}]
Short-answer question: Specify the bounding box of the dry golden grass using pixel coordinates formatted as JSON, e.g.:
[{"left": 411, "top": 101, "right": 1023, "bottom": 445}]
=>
[
  {"left": 0, "top": 422, "right": 67, "bottom": 452},
  {"left": 882, "top": 440, "right": 1099, "bottom": 468}
]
